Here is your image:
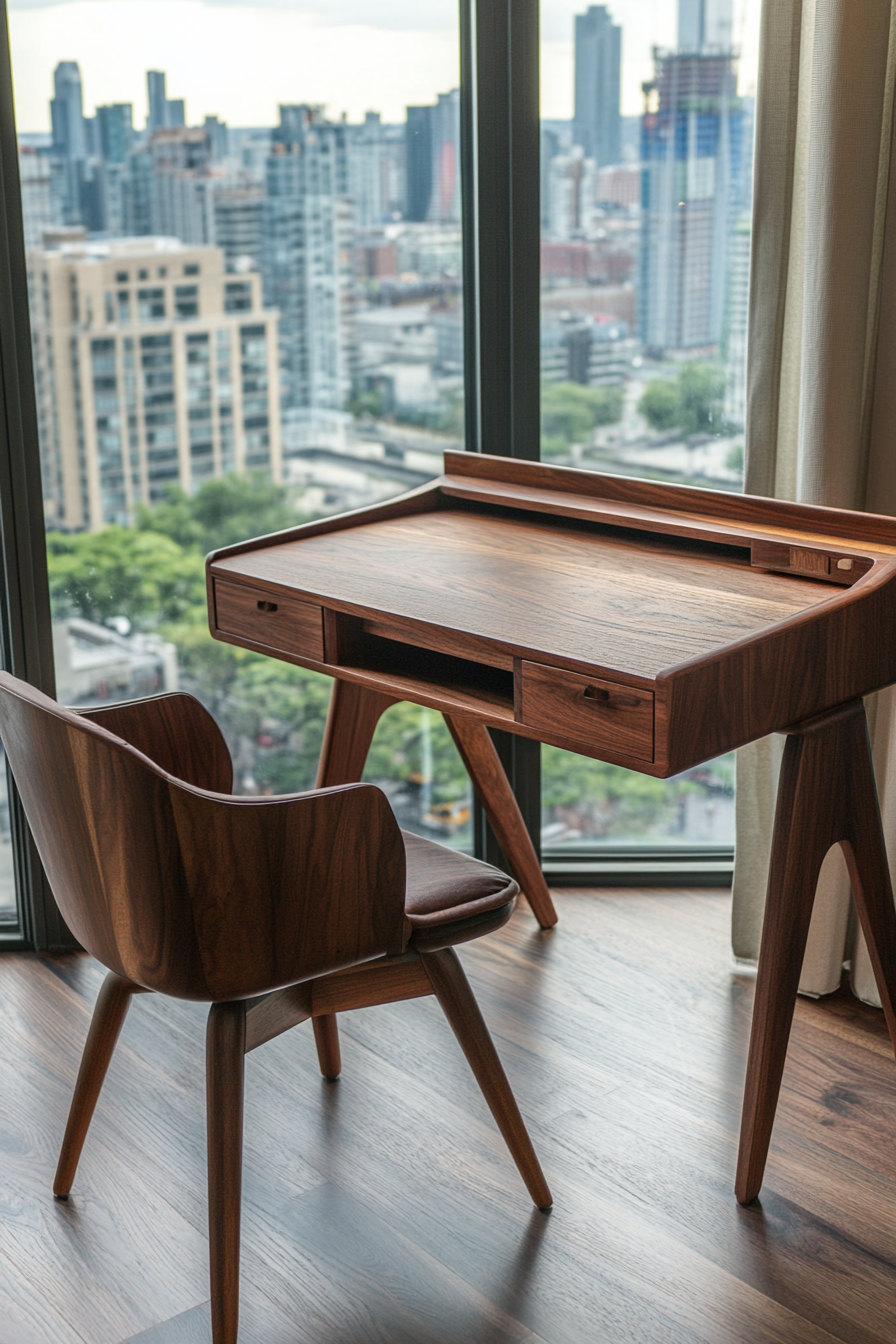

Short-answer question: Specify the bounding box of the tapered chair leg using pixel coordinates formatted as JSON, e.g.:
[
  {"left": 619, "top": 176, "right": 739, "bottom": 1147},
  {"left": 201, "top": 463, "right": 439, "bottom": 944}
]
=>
[
  {"left": 207, "top": 1001, "right": 247, "bottom": 1344},
  {"left": 420, "top": 947, "right": 552, "bottom": 1210},
  {"left": 54, "top": 972, "right": 143, "bottom": 1198},
  {"left": 312, "top": 1013, "right": 342, "bottom": 1080},
  {"left": 736, "top": 701, "right": 896, "bottom": 1205}
]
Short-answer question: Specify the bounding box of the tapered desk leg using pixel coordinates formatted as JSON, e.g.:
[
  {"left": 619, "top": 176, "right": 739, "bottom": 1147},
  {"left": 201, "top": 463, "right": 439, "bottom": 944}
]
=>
[
  {"left": 316, "top": 678, "right": 397, "bottom": 788},
  {"left": 315, "top": 679, "right": 397, "bottom": 1073},
  {"left": 736, "top": 699, "right": 896, "bottom": 1205},
  {"left": 445, "top": 715, "right": 558, "bottom": 930}
]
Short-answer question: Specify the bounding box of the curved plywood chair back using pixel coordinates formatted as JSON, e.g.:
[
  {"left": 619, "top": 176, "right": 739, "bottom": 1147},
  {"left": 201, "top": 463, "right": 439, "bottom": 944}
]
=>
[
  {"left": 0, "top": 674, "right": 408, "bottom": 1001},
  {"left": 0, "top": 673, "right": 205, "bottom": 992}
]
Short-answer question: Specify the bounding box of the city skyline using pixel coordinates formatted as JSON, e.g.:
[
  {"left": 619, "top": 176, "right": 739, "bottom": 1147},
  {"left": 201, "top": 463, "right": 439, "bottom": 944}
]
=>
[{"left": 8, "top": 0, "right": 761, "bottom": 132}]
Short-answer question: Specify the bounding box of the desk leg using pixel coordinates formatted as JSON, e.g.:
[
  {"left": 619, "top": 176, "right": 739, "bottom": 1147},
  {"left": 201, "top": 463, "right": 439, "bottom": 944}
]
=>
[
  {"left": 316, "top": 678, "right": 397, "bottom": 788},
  {"left": 736, "top": 699, "right": 896, "bottom": 1205},
  {"left": 445, "top": 715, "right": 558, "bottom": 930},
  {"left": 314, "top": 679, "right": 396, "bottom": 1079}
]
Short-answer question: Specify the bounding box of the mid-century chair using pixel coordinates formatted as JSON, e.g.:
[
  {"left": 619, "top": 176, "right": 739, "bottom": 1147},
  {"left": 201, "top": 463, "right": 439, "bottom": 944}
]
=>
[{"left": 0, "top": 673, "right": 551, "bottom": 1344}]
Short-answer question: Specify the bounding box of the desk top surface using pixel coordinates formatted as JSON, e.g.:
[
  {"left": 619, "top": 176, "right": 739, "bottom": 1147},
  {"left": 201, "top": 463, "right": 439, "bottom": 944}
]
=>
[
  {"left": 216, "top": 508, "right": 831, "bottom": 680},
  {"left": 208, "top": 454, "right": 896, "bottom": 774}
]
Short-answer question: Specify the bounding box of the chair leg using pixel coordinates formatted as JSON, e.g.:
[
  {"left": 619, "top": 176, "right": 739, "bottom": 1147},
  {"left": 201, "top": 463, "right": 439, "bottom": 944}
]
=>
[
  {"left": 54, "top": 971, "right": 143, "bottom": 1198},
  {"left": 312, "top": 1014, "right": 342, "bottom": 1080},
  {"left": 420, "top": 948, "right": 552, "bottom": 1210},
  {"left": 207, "top": 1001, "right": 247, "bottom": 1344}
]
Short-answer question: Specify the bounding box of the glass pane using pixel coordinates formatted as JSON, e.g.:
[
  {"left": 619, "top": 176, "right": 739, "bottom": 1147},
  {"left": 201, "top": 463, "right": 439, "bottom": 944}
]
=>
[
  {"left": 540, "top": 0, "right": 758, "bottom": 854},
  {"left": 0, "top": 761, "right": 18, "bottom": 925},
  {"left": 11, "top": 0, "right": 470, "bottom": 846}
]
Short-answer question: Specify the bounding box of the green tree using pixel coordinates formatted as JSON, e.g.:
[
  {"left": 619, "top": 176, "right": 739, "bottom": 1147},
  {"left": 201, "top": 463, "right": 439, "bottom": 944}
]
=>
[
  {"left": 137, "top": 473, "right": 300, "bottom": 555},
  {"left": 364, "top": 703, "right": 468, "bottom": 803},
  {"left": 638, "top": 363, "right": 727, "bottom": 437},
  {"left": 348, "top": 386, "right": 385, "bottom": 420},
  {"left": 47, "top": 527, "right": 205, "bottom": 628},
  {"left": 676, "top": 363, "right": 726, "bottom": 435},
  {"left": 541, "top": 382, "right": 624, "bottom": 455},
  {"left": 637, "top": 379, "right": 679, "bottom": 432},
  {"left": 542, "top": 746, "right": 680, "bottom": 838}
]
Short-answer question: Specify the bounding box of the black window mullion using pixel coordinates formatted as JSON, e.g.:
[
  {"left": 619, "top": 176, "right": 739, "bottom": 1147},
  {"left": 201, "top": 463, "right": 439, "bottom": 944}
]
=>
[
  {"left": 461, "top": 0, "right": 542, "bottom": 870},
  {"left": 0, "top": 2, "right": 76, "bottom": 948}
]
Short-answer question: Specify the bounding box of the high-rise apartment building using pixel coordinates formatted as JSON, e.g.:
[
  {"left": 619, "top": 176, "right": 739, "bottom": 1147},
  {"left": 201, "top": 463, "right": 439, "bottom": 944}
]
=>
[
  {"left": 96, "top": 104, "right": 133, "bottom": 164},
  {"left": 29, "top": 237, "right": 281, "bottom": 531},
  {"left": 573, "top": 7, "right": 622, "bottom": 169},
  {"left": 405, "top": 106, "right": 432, "bottom": 223},
  {"left": 404, "top": 91, "right": 460, "bottom": 224},
  {"left": 348, "top": 113, "right": 405, "bottom": 228},
  {"left": 546, "top": 147, "right": 597, "bottom": 240},
  {"left": 213, "top": 187, "right": 264, "bottom": 272},
  {"left": 638, "top": 43, "right": 744, "bottom": 356},
  {"left": 262, "top": 106, "right": 355, "bottom": 412},
  {"left": 18, "top": 146, "right": 63, "bottom": 249},
  {"left": 148, "top": 128, "right": 214, "bottom": 244},
  {"left": 428, "top": 90, "right": 461, "bottom": 224}
]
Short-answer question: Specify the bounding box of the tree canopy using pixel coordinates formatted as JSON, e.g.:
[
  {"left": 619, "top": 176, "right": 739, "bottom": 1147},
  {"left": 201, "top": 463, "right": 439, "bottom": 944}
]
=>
[
  {"left": 638, "top": 363, "right": 727, "bottom": 437},
  {"left": 47, "top": 526, "right": 205, "bottom": 627},
  {"left": 541, "top": 382, "right": 624, "bottom": 458},
  {"left": 136, "top": 473, "right": 301, "bottom": 555}
]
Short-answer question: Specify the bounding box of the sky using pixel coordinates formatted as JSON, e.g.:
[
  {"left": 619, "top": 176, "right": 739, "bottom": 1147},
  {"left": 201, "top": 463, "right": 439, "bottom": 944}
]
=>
[{"left": 8, "top": 0, "right": 761, "bottom": 133}]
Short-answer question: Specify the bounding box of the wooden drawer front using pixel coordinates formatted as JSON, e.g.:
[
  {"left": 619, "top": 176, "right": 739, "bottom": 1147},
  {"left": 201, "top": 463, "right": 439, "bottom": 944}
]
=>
[
  {"left": 214, "top": 579, "right": 324, "bottom": 661},
  {"left": 520, "top": 661, "right": 654, "bottom": 762}
]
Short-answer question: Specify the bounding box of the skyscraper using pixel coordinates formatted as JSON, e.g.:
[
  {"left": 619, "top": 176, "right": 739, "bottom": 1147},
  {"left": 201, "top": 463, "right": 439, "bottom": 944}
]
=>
[
  {"left": 428, "top": 90, "right": 461, "bottom": 224},
  {"left": 405, "top": 105, "right": 433, "bottom": 222},
  {"left": 638, "top": 0, "right": 743, "bottom": 357},
  {"left": 149, "top": 128, "right": 214, "bottom": 244},
  {"left": 262, "top": 107, "right": 355, "bottom": 412},
  {"left": 50, "top": 61, "right": 87, "bottom": 224},
  {"left": 146, "top": 71, "right": 187, "bottom": 133},
  {"left": 96, "top": 104, "right": 133, "bottom": 164},
  {"left": 678, "top": 0, "right": 734, "bottom": 50},
  {"left": 573, "top": 7, "right": 622, "bottom": 168},
  {"left": 147, "top": 71, "right": 168, "bottom": 133},
  {"left": 50, "top": 62, "right": 87, "bottom": 161},
  {"left": 404, "top": 91, "right": 460, "bottom": 224}
]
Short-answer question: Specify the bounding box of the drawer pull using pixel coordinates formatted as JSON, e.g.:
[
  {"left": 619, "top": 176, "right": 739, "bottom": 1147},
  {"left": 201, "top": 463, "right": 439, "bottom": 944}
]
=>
[
  {"left": 583, "top": 685, "right": 610, "bottom": 702},
  {"left": 257, "top": 600, "right": 278, "bottom": 613}
]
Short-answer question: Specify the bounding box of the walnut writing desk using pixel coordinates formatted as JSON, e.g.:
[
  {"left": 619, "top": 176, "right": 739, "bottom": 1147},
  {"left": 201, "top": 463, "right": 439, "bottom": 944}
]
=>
[{"left": 207, "top": 452, "right": 896, "bottom": 1204}]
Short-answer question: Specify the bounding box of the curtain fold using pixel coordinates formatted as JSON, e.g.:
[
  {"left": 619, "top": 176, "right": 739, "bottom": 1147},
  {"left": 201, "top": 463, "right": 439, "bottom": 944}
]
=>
[{"left": 733, "top": 0, "right": 896, "bottom": 1002}]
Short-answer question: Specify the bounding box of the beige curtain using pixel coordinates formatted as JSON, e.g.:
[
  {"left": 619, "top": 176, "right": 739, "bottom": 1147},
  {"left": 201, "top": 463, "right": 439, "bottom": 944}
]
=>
[{"left": 733, "top": 0, "right": 896, "bottom": 1003}]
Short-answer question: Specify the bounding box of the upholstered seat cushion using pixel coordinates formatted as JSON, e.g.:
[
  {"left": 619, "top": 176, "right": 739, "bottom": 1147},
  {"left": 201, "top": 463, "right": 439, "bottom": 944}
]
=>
[{"left": 402, "top": 829, "right": 518, "bottom": 928}]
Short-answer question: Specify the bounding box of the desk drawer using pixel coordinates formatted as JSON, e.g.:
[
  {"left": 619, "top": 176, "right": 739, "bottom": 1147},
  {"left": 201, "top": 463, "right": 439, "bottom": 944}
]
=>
[
  {"left": 519, "top": 661, "right": 654, "bottom": 762},
  {"left": 213, "top": 578, "right": 324, "bottom": 661}
]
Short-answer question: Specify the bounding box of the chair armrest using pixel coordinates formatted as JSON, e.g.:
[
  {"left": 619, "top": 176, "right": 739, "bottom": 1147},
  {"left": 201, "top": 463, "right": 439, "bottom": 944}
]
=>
[
  {"left": 166, "top": 779, "right": 408, "bottom": 1001},
  {"left": 79, "top": 692, "right": 233, "bottom": 793}
]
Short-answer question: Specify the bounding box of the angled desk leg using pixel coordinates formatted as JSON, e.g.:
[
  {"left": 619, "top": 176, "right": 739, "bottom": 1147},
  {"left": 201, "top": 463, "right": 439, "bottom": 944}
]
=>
[
  {"left": 736, "top": 699, "right": 896, "bottom": 1205},
  {"left": 445, "top": 715, "right": 558, "bottom": 930},
  {"left": 313, "top": 678, "right": 397, "bottom": 1081},
  {"left": 316, "top": 678, "right": 397, "bottom": 789}
]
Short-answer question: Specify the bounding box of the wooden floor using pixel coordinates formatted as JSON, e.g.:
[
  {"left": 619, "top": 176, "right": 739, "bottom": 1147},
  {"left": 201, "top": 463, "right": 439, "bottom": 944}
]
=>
[{"left": 2, "top": 888, "right": 896, "bottom": 1344}]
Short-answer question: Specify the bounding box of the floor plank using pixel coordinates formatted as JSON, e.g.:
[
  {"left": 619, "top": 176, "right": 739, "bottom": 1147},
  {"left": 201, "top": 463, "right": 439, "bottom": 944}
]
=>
[{"left": 2, "top": 889, "right": 896, "bottom": 1343}]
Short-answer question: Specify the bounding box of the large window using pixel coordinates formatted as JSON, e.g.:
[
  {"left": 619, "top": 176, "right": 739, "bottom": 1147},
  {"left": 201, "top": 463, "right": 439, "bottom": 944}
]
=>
[
  {"left": 7, "top": 0, "right": 475, "bottom": 898},
  {"left": 0, "top": 0, "right": 760, "bottom": 942},
  {"left": 538, "top": 0, "right": 759, "bottom": 870}
]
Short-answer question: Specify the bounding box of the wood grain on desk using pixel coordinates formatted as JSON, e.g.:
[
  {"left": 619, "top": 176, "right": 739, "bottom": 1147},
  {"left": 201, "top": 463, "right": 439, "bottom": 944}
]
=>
[{"left": 207, "top": 455, "right": 896, "bottom": 777}]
